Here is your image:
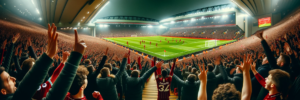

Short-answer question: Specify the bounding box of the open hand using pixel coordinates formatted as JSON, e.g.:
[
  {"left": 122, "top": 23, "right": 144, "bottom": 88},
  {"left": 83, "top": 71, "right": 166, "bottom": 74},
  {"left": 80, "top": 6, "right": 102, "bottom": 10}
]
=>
[
  {"left": 123, "top": 50, "right": 130, "bottom": 58},
  {"left": 237, "top": 54, "right": 253, "bottom": 72},
  {"left": 73, "top": 30, "right": 87, "bottom": 54},
  {"left": 198, "top": 62, "right": 208, "bottom": 82},
  {"left": 46, "top": 23, "right": 58, "bottom": 58},
  {"left": 156, "top": 60, "right": 164, "bottom": 69},
  {"left": 255, "top": 30, "right": 264, "bottom": 40},
  {"left": 12, "top": 33, "right": 20, "bottom": 43}
]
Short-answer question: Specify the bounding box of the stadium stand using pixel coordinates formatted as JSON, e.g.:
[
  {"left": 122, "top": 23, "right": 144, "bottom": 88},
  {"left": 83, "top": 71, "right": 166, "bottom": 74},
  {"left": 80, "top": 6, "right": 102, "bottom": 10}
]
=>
[{"left": 162, "top": 25, "right": 244, "bottom": 40}]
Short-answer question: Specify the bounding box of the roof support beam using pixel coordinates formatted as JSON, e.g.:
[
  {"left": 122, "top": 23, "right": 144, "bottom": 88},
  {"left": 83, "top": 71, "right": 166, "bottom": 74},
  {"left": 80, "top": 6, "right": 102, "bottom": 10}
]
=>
[
  {"left": 241, "top": 0, "right": 254, "bottom": 14},
  {"left": 58, "top": 0, "right": 69, "bottom": 23},
  {"left": 53, "top": 0, "right": 58, "bottom": 23},
  {"left": 69, "top": 1, "right": 89, "bottom": 24}
]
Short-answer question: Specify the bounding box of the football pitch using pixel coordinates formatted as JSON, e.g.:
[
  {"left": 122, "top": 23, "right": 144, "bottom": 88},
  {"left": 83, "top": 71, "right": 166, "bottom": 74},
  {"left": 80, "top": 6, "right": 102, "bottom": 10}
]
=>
[{"left": 105, "top": 36, "right": 235, "bottom": 60}]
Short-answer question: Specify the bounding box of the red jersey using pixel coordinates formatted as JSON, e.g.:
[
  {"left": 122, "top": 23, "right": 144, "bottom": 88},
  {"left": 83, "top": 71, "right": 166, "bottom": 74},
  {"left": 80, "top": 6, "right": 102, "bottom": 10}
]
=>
[
  {"left": 32, "top": 79, "right": 52, "bottom": 100},
  {"left": 64, "top": 92, "right": 103, "bottom": 100},
  {"left": 156, "top": 77, "right": 172, "bottom": 99},
  {"left": 255, "top": 73, "right": 282, "bottom": 100}
]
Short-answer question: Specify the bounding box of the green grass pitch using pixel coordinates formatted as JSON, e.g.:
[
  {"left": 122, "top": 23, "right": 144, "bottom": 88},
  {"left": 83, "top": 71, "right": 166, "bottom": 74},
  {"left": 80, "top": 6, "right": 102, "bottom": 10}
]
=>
[{"left": 105, "top": 36, "right": 236, "bottom": 60}]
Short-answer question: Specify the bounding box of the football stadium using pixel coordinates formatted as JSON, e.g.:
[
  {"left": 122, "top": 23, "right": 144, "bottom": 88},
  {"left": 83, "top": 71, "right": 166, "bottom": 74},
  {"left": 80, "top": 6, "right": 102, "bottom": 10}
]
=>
[{"left": 1, "top": 0, "right": 300, "bottom": 100}]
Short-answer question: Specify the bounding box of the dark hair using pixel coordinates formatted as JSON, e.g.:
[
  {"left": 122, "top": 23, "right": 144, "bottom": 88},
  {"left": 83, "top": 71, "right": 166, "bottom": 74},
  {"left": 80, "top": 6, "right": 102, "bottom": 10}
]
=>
[
  {"left": 69, "top": 66, "right": 89, "bottom": 95},
  {"left": 86, "top": 65, "right": 94, "bottom": 75},
  {"left": 21, "top": 58, "right": 35, "bottom": 73},
  {"left": 191, "top": 68, "right": 197, "bottom": 74},
  {"left": 126, "top": 64, "right": 131, "bottom": 70},
  {"left": 103, "top": 63, "right": 112, "bottom": 71},
  {"left": 280, "top": 54, "right": 291, "bottom": 67},
  {"left": 131, "top": 70, "right": 140, "bottom": 77},
  {"left": 188, "top": 66, "right": 192, "bottom": 72},
  {"left": 269, "top": 69, "right": 290, "bottom": 98},
  {"left": 132, "top": 65, "right": 137, "bottom": 70},
  {"left": 187, "top": 74, "right": 196, "bottom": 82},
  {"left": 0, "top": 67, "right": 5, "bottom": 89},
  {"left": 212, "top": 83, "right": 240, "bottom": 100},
  {"left": 162, "top": 69, "right": 168, "bottom": 77},
  {"left": 207, "top": 64, "right": 214, "bottom": 72},
  {"left": 100, "top": 67, "right": 110, "bottom": 78},
  {"left": 84, "top": 59, "right": 91, "bottom": 65},
  {"left": 234, "top": 59, "right": 240, "bottom": 65}
]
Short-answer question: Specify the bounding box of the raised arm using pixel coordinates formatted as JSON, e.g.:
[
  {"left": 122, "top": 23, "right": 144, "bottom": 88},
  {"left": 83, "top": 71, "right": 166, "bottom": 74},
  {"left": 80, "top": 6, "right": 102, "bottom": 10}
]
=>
[
  {"left": 138, "top": 57, "right": 142, "bottom": 70},
  {"left": 27, "top": 38, "right": 38, "bottom": 60},
  {"left": 256, "top": 32, "right": 278, "bottom": 69},
  {"left": 141, "top": 61, "right": 163, "bottom": 82},
  {"left": 44, "top": 28, "right": 86, "bottom": 100},
  {"left": 238, "top": 54, "right": 252, "bottom": 100},
  {"left": 169, "top": 58, "right": 176, "bottom": 76},
  {"left": 49, "top": 51, "right": 70, "bottom": 83},
  {"left": 11, "top": 27, "right": 54, "bottom": 100},
  {"left": 3, "top": 34, "right": 19, "bottom": 72},
  {"left": 0, "top": 39, "right": 7, "bottom": 65},
  {"left": 198, "top": 62, "right": 208, "bottom": 100},
  {"left": 114, "top": 51, "right": 129, "bottom": 83}
]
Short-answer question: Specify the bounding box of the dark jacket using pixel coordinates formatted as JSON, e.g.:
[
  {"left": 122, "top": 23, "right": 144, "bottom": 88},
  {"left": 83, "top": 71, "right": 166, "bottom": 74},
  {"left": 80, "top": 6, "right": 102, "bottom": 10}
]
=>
[
  {"left": 0, "top": 53, "right": 53, "bottom": 100},
  {"left": 85, "top": 56, "right": 107, "bottom": 100},
  {"left": 43, "top": 52, "right": 83, "bottom": 100},
  {"left": 96, "top": 58, "right": 127, "bottom": 100},
  {"left": 206, "top": 65, "right": 226, "bottom": 100},
  {"left": 124, "top": 66, "right": 157, "bottom": 100},
  {"left": 173, "top": 74, "right": 200, "bottom": 100}
]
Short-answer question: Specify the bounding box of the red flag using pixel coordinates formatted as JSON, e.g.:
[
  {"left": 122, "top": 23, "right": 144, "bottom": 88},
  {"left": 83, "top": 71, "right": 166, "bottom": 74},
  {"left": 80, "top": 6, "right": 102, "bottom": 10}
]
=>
[{"left": 164, "top": 50, "right": 166, "bottom": 52}]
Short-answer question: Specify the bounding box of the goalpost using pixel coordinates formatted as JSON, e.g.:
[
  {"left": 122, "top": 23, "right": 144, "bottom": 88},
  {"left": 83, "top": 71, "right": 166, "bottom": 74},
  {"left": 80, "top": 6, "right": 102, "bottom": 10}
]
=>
[
  {"left": 131, "top": 35, "right": 138, "bottom": 37},
  {"left": 205, "top": 40, "right": 218, "bottom": 47}
]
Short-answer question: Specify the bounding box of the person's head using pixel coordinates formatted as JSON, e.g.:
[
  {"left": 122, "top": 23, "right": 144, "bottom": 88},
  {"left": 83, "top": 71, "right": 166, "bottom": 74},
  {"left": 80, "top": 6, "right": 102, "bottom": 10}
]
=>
[
  {"left": 191, "top": 68, "right": 197, "bottom": 74},
  {"left": 234, "top": 59, "right": 240, "bottom": 65},
  {"left": 99, "top": 67, "right": 110, "bottom": 78},
  {"left": 84, "top": 59, "right": 91, "bottom": 65},
  {"left": 188, "top": 66, "right": 192, "bottom": 72},
  {"left": 0, "top": 67, "right": 17, "bottom": 95},
  {"left": 69, "top": 66, "right": 89, "bottom": 95},
  {"left": 161, "top": 69, "right": 168, "bottom": 78},
  {"left": 207, "top": 64, "right": 214, "bottom": 72},
  {"left": 187, "top": 74, "right": 196, "bottom": 83},
  {"left": 131, "top": 70, "right": 140, "bottom": 77},
  {"left": 223, "top": 62, "right": 227, "bottom": 67},
  {"left": 126, "top": 64, "right": 131, "bottom": 70},
  {"left": 265, "top": 69, "right": 290, "bottom": 95},
  {"left": 21, "top": 58, "right": 35, "bottom": 73},
  {"left": 277, "top": 54, "right": 290, "bottom": 67},
  {"left": 132, "top": 65, "right": 137, "bottom": 70},
  {"left": 103, "top": 63, "right": 112, "bottom": 71},
  {"left": 86, "top": 65, "right": 94, "bottom": 74},
  {"left": 212, "top": 83, "right": 240, "bottom": 100},
  {"left": 262, "top": 57, "right": 269, "bottom": 65}
]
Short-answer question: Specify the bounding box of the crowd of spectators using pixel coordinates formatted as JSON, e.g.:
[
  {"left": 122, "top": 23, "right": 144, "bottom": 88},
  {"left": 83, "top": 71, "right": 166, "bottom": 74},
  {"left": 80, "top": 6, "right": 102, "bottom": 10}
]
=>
[
  {"left": 162, "top": 26, "right": 244, "bottom": 40},
  {"left": 0, "top": 7, "right": 300, "bottom": 100}
]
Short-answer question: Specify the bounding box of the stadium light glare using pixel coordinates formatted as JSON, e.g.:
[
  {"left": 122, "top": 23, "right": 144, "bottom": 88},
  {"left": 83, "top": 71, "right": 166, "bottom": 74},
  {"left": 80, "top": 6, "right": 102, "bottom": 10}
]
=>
[
  {"left": 159, "top": 25, "right": 166, "bottom": 28},
  {"left": 222, "top": 15, "right": 228, "bottom": 18},
  {"left": 191, "top": 18, "right": 196, "bottom": 21},
  {"left": 78, "top": 22, "right": 80, "bottom": 26},
  {"left": 99, "top": 25, "right": 103, "bottom": 27},
  {"left": 89, "top": 1, "right": 109, "bottom": 23},
  {"left": 36, "top": 9, "right": 40, "bottom": 14},
  {"left": 171, "top": 21, "right": 175, "bottom": 24},
  {"left": 39, "top": 17, "right": 42, "bottom": 20},
  {"left": 148, "top": 25, "right": 153, "bottom": 28}
]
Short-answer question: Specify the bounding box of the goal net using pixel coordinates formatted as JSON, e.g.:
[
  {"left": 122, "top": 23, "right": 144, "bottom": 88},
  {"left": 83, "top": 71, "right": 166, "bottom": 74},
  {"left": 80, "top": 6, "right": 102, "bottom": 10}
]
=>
[
  {"left": 131, "top": 35, "right": 138, "bottom": 37},
  {"left": 205, "top": 40, "right": 217, "bottom": 47}
]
